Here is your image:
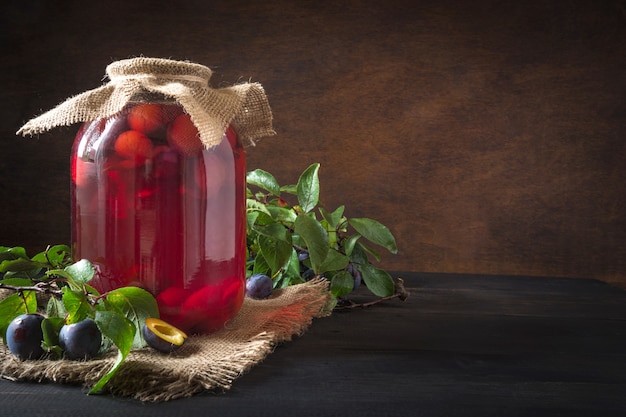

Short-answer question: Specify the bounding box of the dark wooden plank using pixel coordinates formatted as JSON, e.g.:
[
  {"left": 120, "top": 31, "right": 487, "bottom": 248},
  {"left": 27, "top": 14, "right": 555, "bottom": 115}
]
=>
[
  {"left": 1, "top": 272, "right": 625, "bottom": 416},
  {"left": 402, "top": 272, "right": 626, "bottom": 320}
]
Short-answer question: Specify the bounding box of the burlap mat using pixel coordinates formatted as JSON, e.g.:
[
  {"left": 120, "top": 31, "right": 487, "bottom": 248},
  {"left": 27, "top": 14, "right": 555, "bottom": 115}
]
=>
[{"left": 0, "top": 278, "right": 332, "bottom": 402}]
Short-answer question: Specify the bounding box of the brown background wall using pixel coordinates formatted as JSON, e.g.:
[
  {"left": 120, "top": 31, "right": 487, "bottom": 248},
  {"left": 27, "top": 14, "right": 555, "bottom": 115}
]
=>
[{"left": 1, "top": 0, "right": 625, "bottom": 285}]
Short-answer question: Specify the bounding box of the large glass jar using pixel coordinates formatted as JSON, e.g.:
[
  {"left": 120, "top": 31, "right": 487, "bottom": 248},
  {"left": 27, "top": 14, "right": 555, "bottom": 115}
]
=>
[{"left": 70, "top": 95, "right": 247, "bottom": 334}]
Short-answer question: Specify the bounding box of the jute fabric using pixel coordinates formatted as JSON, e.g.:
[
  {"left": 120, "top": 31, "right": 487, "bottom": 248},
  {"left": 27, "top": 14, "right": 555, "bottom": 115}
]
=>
[
  {"left": 0, "top": 279, "right": 332, "bottom": 402},
  {"left": 17, "top": 57, "right": 275, "bottom": 147}
]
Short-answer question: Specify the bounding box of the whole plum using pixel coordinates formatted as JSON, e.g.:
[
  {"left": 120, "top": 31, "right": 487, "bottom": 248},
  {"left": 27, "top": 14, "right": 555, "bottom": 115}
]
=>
[
  {"left": 246, "top": 273, "right": 273, "bottom": 299},
  {"left": 347, "top": 263, "right": 362, "bottom": 291},
  {"left": 6, "top": 313, "right": 45, "bottom": 360},
  {"left": 59, "top": 318, "right": 102, "bottom": 360}
]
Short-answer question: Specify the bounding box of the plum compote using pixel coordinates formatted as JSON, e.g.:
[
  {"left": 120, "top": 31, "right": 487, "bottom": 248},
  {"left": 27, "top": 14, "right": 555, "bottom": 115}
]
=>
[{"left": 71, "top": 100, "right": 246, "bottom": 334}]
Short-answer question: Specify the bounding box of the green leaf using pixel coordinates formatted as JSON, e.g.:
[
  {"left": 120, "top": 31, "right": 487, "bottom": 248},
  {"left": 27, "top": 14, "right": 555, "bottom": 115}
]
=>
[
  {"left": 46, "top": 296, "right": 67, "bottom": 318},
  {"left": 247, "top": 198, "right": 271, "bottom": 216},
  {"left": 270, "top": 269, "right": 287, "bottom": 288},
  {"left": 247, "top": 169, "right": 281, "bottom": 196},
  {"left": 284, "top": 249, "right": 304, "bottom": 283},
  {"left": 32, "top": 244, "right": 71, "bottom": 267},
  {"left": 0, "top": 247, "right": 29, "bottom": 263},
  {"left": 252, "top": 222, "right": 292, "bottom": 242},
  {"left": 0, "top": 247, "right": 43, "bottom": 278},
  {"left": 330, "top": 270, "right": 354, "bottom": 298},
  {"left": 258, "top": 235, "right": 293, "bottom": 274},
  {"left": 45, "top": 268, "right": 73, "bottom": 282},
  {"left": 64, "top": 259, "right": 95, "bottom": 284},
  {"left": 357, "top": 241, "right": 382, "bottom": 262},
  {"left": 251, "top": 252, "right": 271, "bottom": 276},
  {"left": 290, "top": 233, "right": 306, "bottom": 249},
  {"left": 318, "top": 249, "right": 350, "bottom": 273},
  {"left": 296, "top": 163, "right": 320, "bottom": 213},
  {"left": 84, "top": 284, "right": 101, "bottom": 297},
  {"left": 266, "top": 206, "right": 298, "bottom": 224},
  {"left": 320, "top": 205, "right": 345, "bottom": 229},
  {"left": 106, "top": 287, "right": 159, "bottom": 349},
  {"left": 280, "top": 184, "right": 298, "bottom": 195},
  {"left": 0, "top": 247, "right": 16, "bottom": 264},
  {"left": 246, "top": 211, "right": 260, "bottom": 231},
  {"left": 294, "top": 214, "right": 329, "bottom": 274},
  {"left": 62, "top": 287, "right": 93, "bottom": 324},
  {"left": 341, "top": 234, "right": 361, "bottom": 257},
  {"left": 41, "top": 317, "right": 65, "bottom": 357},
  {"left": 0, "top": 277, "right": 34, "bottom": 287},
  {"left": 359, "top": 263, "right": 395, "bottom": 297},
  {"left": 348, "top": 218, "right": 398, "bottom": 254},
  {"left": 251, "top": 211, "right": 275, "bottom": 227},
  {"left": 89, "top": 310, "right": 135, "bottom": 394},
  {"left": 348, "top": 240, "right": 369, "bottom": 265},
  {"left": 0, "top": 293, "right": 33, "bottom": 341},
  {"left": 24, "top": 290, "right": 38, "bottom": 313},
  {"left": 0, "top": 258, "right": 44, "bottom": 273}
]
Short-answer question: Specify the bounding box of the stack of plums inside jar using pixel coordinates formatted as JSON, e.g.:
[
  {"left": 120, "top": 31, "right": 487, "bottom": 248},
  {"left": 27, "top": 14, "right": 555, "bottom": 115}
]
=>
[{"left": 71, "top": 99, "right": 247, "bottom": 334}]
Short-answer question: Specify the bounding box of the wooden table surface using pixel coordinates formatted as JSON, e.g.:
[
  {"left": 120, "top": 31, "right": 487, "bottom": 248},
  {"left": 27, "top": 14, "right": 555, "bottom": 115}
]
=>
[{"left": 1, "top": 272, "right": 625, "bottom": 416}]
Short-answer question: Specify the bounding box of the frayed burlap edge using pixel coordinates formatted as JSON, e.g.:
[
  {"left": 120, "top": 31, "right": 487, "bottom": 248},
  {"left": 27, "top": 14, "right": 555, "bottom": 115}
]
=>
[
  {"left": 16, "top": 57, "right": 275, "bottom": 148},
  {"left": 0, "top": 278, "right": 333, "bottom": 402}
]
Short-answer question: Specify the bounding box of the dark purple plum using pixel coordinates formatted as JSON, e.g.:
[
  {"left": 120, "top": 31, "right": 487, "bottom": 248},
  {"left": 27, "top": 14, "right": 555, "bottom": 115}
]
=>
[
  {"left": 59, "top": 318, "right": 102, "bottom": 360},
  {"left": 246, "top": 273, "right": 273, "bottom": 299},
  {"left": 6, "top": 313, "right": 45, "bottom": 360},
  {"left": 346, "top": 264, "right": 362, "bottom": 291},
  {"left": 302, "top": 268, "right": 316, "bottom": 281},
  {"left": 351, "top": 266, "right": 362, "bottom": 290}
]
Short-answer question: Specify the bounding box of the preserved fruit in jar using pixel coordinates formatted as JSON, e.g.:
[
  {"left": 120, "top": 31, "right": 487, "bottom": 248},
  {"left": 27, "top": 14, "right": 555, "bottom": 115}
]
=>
[{"left": 71, "top": 100, "right": 247, "bottom": 334}]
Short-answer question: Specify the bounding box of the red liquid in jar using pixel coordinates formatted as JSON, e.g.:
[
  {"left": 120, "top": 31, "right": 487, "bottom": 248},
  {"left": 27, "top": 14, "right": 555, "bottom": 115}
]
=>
[{"left": 70, "top": 103, "right": 246, "bottom": 334}]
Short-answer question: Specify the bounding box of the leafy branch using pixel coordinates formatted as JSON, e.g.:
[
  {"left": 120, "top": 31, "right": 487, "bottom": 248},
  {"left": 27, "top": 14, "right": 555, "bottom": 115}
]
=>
[
  {"left": 246, "top": 163, "right": 406, "bottom": 305},
  {"left": 0, "top": 245, "right": 158, "bottom": 394}
]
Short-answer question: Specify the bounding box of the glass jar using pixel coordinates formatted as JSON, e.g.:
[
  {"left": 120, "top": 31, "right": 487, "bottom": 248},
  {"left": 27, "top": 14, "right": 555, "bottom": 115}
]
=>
[{"left": 70, "top": 95, "right": 247, "bottom": 334}]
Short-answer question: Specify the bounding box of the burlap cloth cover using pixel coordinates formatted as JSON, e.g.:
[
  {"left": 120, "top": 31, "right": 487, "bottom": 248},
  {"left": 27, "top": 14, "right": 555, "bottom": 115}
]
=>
[
  {"left": 16, "top": 57, "right": 275, "bottom": 147},
  {"left": 0, "top": 278, "right": 332, "bottom": 402}
]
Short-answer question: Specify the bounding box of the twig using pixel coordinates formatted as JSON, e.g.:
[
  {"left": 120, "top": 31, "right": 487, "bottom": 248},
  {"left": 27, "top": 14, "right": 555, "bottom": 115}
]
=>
[
  {"left": 0, "top": 282, "right": 63, "bottom": 297},
  {"left": 334, "top": 278, "right": 410, "bottom": 310}
]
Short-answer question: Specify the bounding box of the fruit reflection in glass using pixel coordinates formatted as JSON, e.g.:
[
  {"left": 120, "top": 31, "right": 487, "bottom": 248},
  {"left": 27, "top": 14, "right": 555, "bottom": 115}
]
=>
[{"left": 71, "top": 100, "right": 246, "bottom": 334}]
